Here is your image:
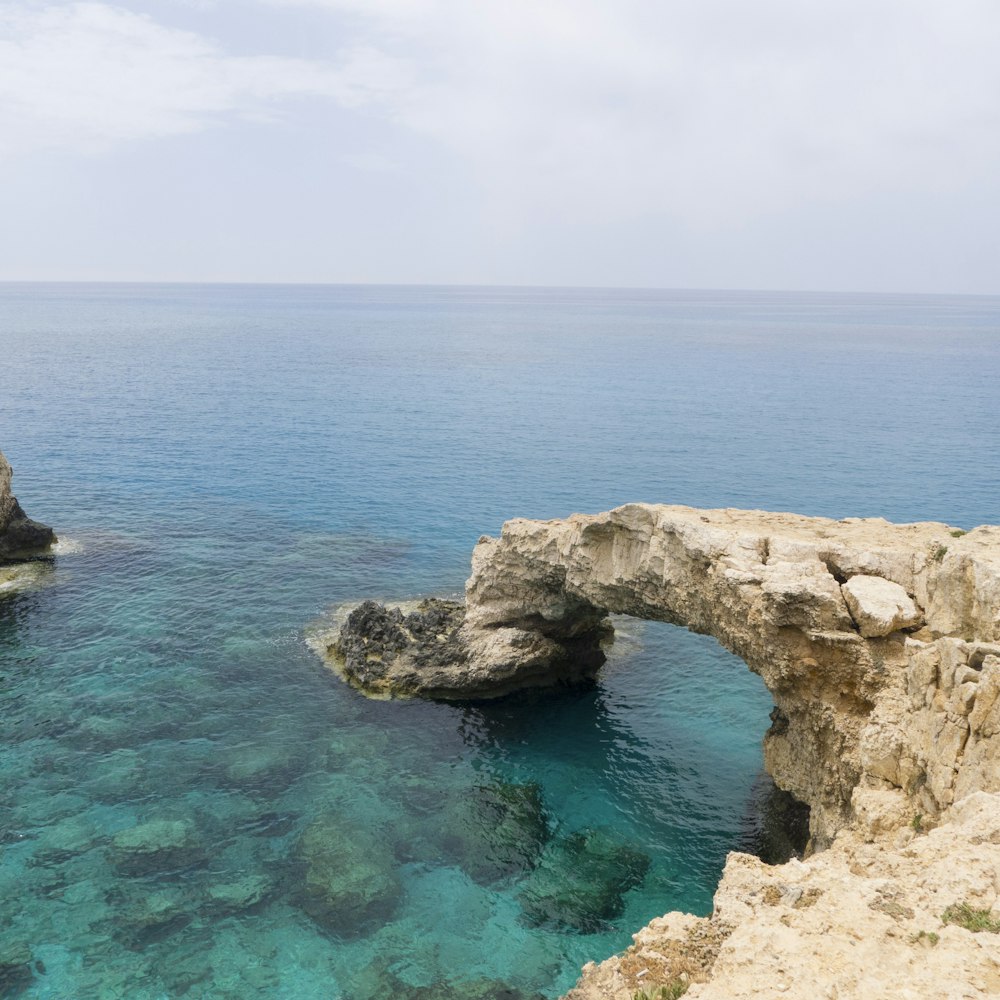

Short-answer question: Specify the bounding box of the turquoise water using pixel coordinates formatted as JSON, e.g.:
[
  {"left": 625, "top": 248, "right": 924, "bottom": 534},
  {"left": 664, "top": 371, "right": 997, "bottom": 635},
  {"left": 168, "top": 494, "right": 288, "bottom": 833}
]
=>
[{"left": 1, "top": 284, "right": 998, "bottom": 998}]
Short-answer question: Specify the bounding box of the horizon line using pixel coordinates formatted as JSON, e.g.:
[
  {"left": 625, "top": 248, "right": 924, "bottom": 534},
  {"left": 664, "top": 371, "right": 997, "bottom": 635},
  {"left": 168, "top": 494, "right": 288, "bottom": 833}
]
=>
[{"left": 1, "top": 279, "right": 999, "bottom": 300}]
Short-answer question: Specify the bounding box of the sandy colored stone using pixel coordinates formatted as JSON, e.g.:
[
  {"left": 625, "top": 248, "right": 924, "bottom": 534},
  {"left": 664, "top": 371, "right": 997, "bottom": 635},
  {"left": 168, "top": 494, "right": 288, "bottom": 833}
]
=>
[{"left": 842, "top": 574, "right": 923, "bottom": 637}]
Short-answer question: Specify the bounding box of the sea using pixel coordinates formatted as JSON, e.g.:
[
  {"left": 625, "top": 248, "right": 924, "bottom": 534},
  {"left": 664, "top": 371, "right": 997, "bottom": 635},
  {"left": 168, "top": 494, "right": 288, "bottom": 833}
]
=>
[{"left": 1, "top": 283, "right": 998, "bottom": 999}]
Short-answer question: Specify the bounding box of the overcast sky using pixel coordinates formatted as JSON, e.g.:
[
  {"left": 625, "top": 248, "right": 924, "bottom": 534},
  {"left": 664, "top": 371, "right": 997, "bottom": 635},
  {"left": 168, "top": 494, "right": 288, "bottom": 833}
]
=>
[{"left": 1, "top": 0, "right": 998, "bottom": 292}]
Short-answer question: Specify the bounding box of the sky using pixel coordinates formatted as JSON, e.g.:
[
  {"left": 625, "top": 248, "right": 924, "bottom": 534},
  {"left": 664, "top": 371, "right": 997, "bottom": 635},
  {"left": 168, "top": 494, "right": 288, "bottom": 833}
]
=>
[{"left": 1, "top": 0, "right": 999, "bottom": 292}]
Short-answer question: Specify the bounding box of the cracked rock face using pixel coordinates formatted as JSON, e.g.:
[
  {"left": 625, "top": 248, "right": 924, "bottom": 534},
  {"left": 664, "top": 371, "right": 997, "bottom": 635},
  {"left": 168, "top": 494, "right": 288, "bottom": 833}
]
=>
[
  {"left": 565, "top": 791, "right": 1000, "bottom": 1000},
  {"left": 0, "top": 449, "right": 55, "bottom": 561}
]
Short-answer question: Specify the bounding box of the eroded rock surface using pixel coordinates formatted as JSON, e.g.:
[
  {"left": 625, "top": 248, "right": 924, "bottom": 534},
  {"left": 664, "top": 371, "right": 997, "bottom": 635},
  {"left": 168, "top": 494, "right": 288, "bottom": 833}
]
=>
[{"left": 0, "top": 449, "right": 55, "bottom": 561}]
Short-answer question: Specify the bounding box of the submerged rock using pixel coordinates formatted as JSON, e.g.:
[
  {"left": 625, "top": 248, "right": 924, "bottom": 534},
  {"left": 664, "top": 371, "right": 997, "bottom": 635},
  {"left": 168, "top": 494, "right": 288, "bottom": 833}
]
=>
[
  {"left": 517, "top": 828, "right": 650, "bottom": 933},
  {"left": 0, "top": 940, "right": 34, "bottom": 996},
  {"left": 0, "top": 450, "right": 55, "bottom": 562},
  {"left": 203, "top": 873, "right": 274, "bottom": 915},
  {"left": 29, "top": 815, "right": 100, "bottom": 867},
  {"left": 430, "top": 780, "right": 550, "bottom": 884},
  {"left": 296, "top": 814, "right": 402, "bottom": 935},
  {"left": 393, "top": 980, "right": 547, "bottom": 1000},
  {"left": 110, "top": 818, "right": 207, "bottom": 876},
  {"left": 345, "top": 960, "right": 546, "bottom": 1000},
  {"left": 113, "top": 886, "right": 195, "bottom": 950},
  {"left": 220, "top": 743, "right": 305, "bottom": 796}
]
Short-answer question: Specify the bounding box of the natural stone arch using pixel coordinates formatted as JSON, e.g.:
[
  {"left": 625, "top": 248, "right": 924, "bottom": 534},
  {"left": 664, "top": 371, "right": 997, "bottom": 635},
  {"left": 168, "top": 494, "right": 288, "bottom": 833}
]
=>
[{"left": 331, "top": 503, "right": 1000, "bottom": 848}]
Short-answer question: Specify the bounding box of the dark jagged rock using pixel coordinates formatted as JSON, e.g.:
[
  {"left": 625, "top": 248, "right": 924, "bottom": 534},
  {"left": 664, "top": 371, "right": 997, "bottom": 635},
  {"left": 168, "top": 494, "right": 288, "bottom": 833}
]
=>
[
  {"left": 516, "top": 828, "right": 650, "bottom": 933},
  {"left": 328, "top": 597, "right": 608, "bottom": 699},
  {"left": 330, "top": 598, "right": 469, "bottom": 696},
  {"left": 0, "top": 450, "right": 55, "bottom": 562}
]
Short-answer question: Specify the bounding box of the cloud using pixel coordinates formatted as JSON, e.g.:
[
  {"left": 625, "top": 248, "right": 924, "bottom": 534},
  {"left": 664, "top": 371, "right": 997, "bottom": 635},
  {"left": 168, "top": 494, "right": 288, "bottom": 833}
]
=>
[
  {"left": 2, "top": 0, "right": 998, "bottom": 260},
  {"left": 259, "top": 0, "right": 1000, "bottom": 229},
  {"left": 0, "top": 2, "right": 411, "bottom": 156}
]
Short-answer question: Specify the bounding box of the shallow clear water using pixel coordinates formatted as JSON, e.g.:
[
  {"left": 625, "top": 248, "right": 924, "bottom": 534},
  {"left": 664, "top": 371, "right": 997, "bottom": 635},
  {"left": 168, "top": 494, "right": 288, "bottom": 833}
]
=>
[{"left": 1, "top": 284, "right": 998, "bottom": 998}]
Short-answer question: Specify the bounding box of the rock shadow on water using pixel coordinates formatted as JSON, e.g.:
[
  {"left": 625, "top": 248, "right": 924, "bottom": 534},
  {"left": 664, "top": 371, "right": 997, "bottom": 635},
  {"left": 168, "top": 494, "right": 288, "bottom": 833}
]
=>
[
  {"left": 737, "top": 771, "right": 811, "bottom": 865},
  {"left": 516, "top": 828, "right": 650, "bottom": 934}
]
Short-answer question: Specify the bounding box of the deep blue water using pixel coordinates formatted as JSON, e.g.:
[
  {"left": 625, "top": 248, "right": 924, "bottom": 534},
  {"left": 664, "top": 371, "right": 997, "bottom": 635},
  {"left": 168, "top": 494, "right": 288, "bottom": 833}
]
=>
[{"left": 1, "top": 283, "right": 998, "bottom": 999}]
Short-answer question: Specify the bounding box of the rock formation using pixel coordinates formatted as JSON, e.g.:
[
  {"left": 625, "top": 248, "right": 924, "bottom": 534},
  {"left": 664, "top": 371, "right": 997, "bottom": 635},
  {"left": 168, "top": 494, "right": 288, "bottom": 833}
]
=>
[
  {"left": 0, "top": 449, "right": 55, "bottom": 561},
  {"left": 332, "top": 503, "right": 1000, "bottom": 846},
  {"left": 329, "top": 503, "right": 1000, "bottom": 999}
]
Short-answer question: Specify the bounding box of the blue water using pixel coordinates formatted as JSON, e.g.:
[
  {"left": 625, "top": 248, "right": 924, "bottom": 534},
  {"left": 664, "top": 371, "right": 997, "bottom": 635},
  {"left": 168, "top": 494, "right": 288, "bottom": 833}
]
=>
[{"left": 1, "top": 284, "right": 998, "bottom": 999}]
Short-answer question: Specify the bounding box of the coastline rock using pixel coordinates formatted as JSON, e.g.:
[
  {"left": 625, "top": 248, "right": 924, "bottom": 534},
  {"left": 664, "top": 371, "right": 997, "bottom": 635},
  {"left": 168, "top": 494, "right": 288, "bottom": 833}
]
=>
[
  {"left": 331, "top": 505, "right": 1000, "bottom": 848},
  {"left": 842, "top": 574, "right": 923, "bottom": 637},
  {"left": 329, "top": 596, "right": 609, "bottom": 700},
  {"left": 331, "top": 599, "right": 469, "bottom": 696},
  {"left": 0, "top": 449, "right": 55, "bottom": 562},
  {"left": 564, "top": 791, "right": 1000, "bottom": 1000}
]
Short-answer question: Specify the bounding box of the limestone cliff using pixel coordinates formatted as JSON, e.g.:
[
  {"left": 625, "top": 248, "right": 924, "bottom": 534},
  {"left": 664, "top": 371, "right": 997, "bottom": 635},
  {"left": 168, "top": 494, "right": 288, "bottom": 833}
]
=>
[
  {"left": 329, "top": 503, "right": 1000, "bottom": 998},
  {"left": 0, "top": 449, "right": 55, "bottom": 561}
]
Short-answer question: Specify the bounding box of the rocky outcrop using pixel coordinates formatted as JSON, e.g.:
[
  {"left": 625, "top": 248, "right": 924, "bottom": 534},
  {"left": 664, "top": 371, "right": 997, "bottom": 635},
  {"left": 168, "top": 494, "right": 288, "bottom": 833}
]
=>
[
  {"left": 0, "top": 449, "right": 55, "bottom": 561},
  {"left": 329, "top": 503, "right": 1000, "bottom": 999},
  {"left": 331, "top": 504, "right": 1000, "bottom": 846}
]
